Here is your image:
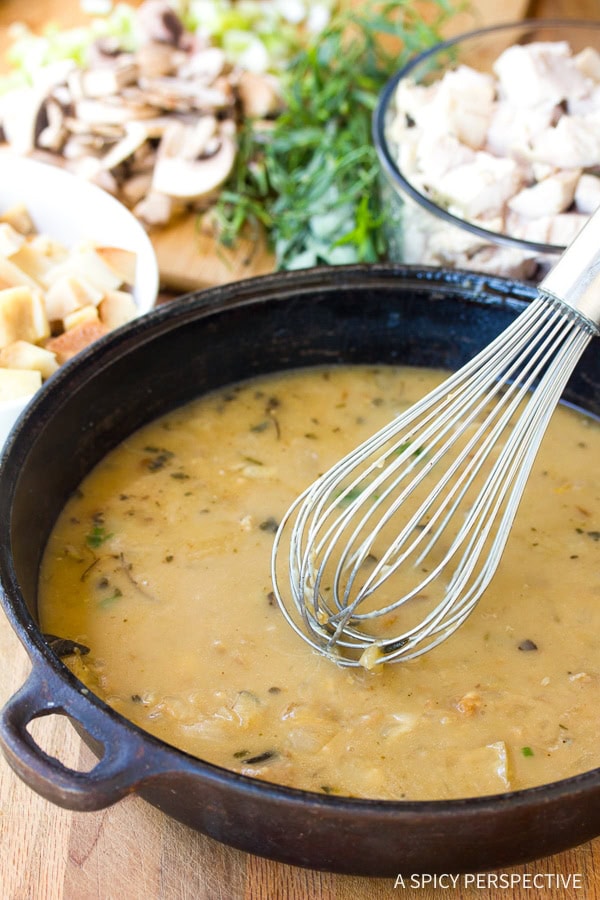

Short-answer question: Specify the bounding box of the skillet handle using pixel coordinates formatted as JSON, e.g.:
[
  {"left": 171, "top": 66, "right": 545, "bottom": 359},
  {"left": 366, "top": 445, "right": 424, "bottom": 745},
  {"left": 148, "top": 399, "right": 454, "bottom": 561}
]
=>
[{"left": 0, "top": 662, "right": 167, "bottom": 811}]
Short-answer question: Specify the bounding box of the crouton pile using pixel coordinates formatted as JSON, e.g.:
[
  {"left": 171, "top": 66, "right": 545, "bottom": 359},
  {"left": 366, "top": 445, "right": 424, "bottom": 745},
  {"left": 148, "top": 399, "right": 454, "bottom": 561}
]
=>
[{"left": 0, "top": 203, "right": 137, "bottom": 403}]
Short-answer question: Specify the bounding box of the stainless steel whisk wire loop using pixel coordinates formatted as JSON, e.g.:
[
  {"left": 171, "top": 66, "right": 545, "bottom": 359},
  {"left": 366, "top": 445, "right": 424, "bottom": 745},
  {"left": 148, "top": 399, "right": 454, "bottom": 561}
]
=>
[{"left": 272, "top": 209, "right": 600, "bottom": 668}]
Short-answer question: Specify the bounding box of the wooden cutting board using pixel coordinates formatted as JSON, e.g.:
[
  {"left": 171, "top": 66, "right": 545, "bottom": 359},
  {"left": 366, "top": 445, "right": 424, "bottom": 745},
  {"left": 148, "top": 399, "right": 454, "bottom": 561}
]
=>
[{"left": 0, "top": 0, "right": 534, "bottom": 293}]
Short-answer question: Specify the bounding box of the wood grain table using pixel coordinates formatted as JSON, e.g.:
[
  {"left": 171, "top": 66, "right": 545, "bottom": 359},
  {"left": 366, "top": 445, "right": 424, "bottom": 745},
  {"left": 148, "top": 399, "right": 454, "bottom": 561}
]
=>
[{"left": 1, "top": 1, "right": 600, "bottom": 898}]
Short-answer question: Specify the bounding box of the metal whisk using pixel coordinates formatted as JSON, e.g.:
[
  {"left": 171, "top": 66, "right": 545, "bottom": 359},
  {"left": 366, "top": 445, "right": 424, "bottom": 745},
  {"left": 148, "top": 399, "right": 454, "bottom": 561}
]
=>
[{"left": 271, "top": 208, "right": 600, "bottom": 668}]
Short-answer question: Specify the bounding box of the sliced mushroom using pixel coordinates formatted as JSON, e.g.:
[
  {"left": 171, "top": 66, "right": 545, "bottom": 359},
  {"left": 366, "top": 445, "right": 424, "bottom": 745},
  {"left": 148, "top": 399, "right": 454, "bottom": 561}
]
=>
[
  {"left": 134, "top": 190, "right": 175, "bottom": 225},
  {"left": 99, "top": 120, "right": 154, "bottom": 170},
  {"left": 62, "top": 133, "right": 111, "bottom": 161},
  {"left": 74, "top": 96, "right": 159, "bottom": 126},
  {"left": 67, "top": 60, "right": 139, "bottom": 100},
  {"left": 121, "top": 171, "right": 154, "bottom": 206},
  {"left": 135, "top": 41, "right": 187, "bottom": 79},
  {"left": 0, "top": 0, "right": 287, "bottom": 227},
  {"left": 152, "top": 119, "right": 236, "bottom": 200},
  {"left": 0, "top": 87, "right": 51, "bottom": 154},
  {"left": 177, "top": 47, "right": 227, "bottom": 83},
  {"left": 63, "top": 116, "right": 126, "bottom": 140},
  {"left": 136, "top": 77, "right": 233, "bottom": 113},
  {"left": 37, "top": 97, "right": 68, "bottom": 152},
  {"left": 136, "top": 0, "right": 186, "bottom": 48},
  {"left": 155, "top": 115, "right": 217, "bottom": 160},
  {"left": 237, "top": 71, "right": 283, "bottom": 119}
]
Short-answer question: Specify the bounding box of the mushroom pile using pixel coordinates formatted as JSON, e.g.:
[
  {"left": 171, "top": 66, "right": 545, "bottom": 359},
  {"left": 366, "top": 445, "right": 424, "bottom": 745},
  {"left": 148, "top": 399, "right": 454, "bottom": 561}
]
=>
[{"left": 0, "top": 0, "right": 282, "bottom": 227}]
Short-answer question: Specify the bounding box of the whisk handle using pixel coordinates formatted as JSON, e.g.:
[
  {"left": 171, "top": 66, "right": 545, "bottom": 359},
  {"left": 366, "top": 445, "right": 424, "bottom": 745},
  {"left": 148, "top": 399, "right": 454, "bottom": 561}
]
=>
[{"left": 540, "top": 205, "right": 600, "bottom": 330}]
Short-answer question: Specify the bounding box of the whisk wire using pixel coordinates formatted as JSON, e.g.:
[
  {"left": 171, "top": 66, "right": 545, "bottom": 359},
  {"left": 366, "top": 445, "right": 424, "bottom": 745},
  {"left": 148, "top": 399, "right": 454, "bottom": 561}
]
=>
[
  {"left": 272, "top": 248, "right": 600, "bottom": 667},
  {"left": 306, "top": 298, "right": 573, "bottom": 619}
]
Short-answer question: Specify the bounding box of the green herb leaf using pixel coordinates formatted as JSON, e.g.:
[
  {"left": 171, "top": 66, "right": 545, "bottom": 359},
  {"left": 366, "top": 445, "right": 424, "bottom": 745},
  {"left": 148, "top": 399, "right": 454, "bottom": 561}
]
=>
[
  {"left": 85, "top": 524, "right": 113, "bottom": 549},
  {"left": 213, "top": 0, "right": 463, "bottom": 269},
  {"left": 98, "top": 587, "right": 123, "bottom": 609}
]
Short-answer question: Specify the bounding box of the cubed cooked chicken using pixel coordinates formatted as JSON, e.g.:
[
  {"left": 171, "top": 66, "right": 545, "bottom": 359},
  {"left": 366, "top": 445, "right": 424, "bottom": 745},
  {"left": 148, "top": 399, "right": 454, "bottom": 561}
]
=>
[{"left": 387, "top": 39, "right": 600, "bottom": 279}]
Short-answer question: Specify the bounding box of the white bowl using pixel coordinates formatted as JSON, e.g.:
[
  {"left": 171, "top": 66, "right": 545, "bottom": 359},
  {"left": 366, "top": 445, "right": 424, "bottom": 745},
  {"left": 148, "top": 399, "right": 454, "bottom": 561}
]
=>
[{"left": 0, "top": 154, "right": 159, "bottom": 449}]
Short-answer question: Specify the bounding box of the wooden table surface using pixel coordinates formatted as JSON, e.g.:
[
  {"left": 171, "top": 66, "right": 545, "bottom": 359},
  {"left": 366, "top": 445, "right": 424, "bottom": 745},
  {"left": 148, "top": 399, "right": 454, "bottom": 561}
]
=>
[{"left": 1, "top": 1, "right": 600, "bottom": 898}]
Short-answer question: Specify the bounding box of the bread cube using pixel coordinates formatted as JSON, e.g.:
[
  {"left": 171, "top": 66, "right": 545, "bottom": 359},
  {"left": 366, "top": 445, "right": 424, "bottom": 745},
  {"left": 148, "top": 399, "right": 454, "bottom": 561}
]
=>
[
  {"left": 0, "top": 286, "right": 50, "bottom": 348},
  {"left": 63, "top": 304, "right": 100, "bottom": 332},
  {"left": 0, "top": 203, "right": 35, "bottom": 236},
  {"left": 95, "top": 246, "right": 137, "bottom": 285},
  {"left": 10, "top": 242, "right": 54, "bottom": 285},
  {"left": 0, "top": 223, "right": 26, "bottom": 257},
  {"left": 45, "top": 274, "right": 104, "bottom": 321},
  {"left": 99, "top": 289, "right": 137, "bottom": 330},
  {"left": 43, "top": 244, "right": 124, "bottom": 293},
  {"left": 0, "top": 255, "right": 40, "bottom": 290},
  {"left": 0, "top": 340, "right": 59, "bottom": 379},
  {"left": 45, "top": 320, "right": 108, "bottom": 364},
  {"left": 0, "top": 366, "right": 42, "bottom": 401}
]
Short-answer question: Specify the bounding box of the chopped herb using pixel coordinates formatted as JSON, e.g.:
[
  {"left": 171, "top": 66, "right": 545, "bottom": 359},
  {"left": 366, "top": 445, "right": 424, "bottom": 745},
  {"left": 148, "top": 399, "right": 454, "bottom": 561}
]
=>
[
  {"left": 265, "top": 397, "right": 281, "bottom": 439},
  {"left": 521, "top": 746, "right": 534, "bottom": 757},
  {"left": 518, "top": 639, "right": 538, "bottom": 652},
  {"left": 259, "top": 517, "right": 279, "bottom": 534},
  {"left": 233, "top": 749, "right": 251, "bottom": 759},
  {"left": 244, "top": 750, "right": 278, "bottom": 765},
  {"left": 268, "top": 686, "right": 282, "bottom": 694},
  {"left": 336, "top": 485, "right": 364, "bottom": 506},
  {"left": 143, "top": 447, "right": 174, "bottom": 471},
  {"left": 383, "top": 636, "right": 409, "bottom": 654},
  {"left": 85, "top": 524, "right": 113, "bottom": 549},
  {"left": 214, "top": 0, "right": 461, "bottom": 269},
  {"left": 394, "top": 441, "right": 424, "bottom": 457},
  {"left": 250, "top": 421, "right": 270, "bottom": 433},
  {"left": 80, "top": 557, "right": 100, "bottom": 581},
  {"left": 131, "top": 694, "right": 142, "bottom": 703},
  {"left": 170, "top": 471, "right": 190, "bottom": 480},
  {"left": 99, "top": 587, "right": 123, "bottom": 608},
  {"left": 267, "top": 591, "right": 277, "bottom": 607},
  {"left": 243, "top": 455, "right": 264, "bottom": 466}
]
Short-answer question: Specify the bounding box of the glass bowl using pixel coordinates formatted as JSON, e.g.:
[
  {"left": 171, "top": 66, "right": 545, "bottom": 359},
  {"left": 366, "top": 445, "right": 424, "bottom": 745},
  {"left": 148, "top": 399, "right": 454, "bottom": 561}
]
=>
[{"left": 373, "top": 20, "right": 600, "bottom": 282}]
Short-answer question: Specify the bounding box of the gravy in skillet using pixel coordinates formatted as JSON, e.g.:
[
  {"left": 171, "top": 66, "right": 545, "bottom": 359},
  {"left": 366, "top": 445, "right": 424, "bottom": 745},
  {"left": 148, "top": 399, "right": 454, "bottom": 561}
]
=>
[{"left": 39, "top": 365, "right": 600, "bottom": 800}]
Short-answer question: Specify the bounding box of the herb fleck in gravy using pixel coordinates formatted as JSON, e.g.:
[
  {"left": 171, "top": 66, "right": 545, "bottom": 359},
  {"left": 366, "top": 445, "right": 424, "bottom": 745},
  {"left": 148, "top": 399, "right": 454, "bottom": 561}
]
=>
[{"left": 39, "top": 365, "right": 600, "bottom": 800}]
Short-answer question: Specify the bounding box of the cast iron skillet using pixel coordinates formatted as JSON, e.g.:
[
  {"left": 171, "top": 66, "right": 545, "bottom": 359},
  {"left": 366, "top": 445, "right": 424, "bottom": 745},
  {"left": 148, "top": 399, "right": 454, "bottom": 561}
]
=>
[{"left": 0, "top": 265, "right": 598, "bottom": 877}]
